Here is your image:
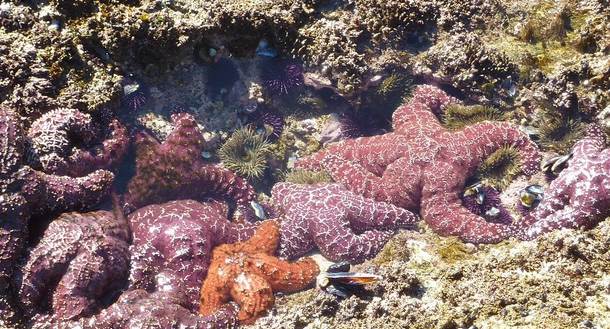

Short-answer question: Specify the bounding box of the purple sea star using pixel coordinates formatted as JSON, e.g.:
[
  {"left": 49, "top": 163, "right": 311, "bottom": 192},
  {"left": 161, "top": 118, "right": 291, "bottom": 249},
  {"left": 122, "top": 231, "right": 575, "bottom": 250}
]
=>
[
  {"left": 1, "top": 106, "right": 114, "bottom": 310},
  {"left": 516, "top": 124, "right": 610, "bottom": 239},
  {"left": 296, "top": 85, "right": 541, "bottom": 243},
  {"left": 123, "top": 112, "right": 255, "bottom": 212},
  {"left": 128, "top": 199, "right": 259, "bottom": 311},
  {"left": 27, "top": 108, "right": 128, "bottom": 176},
  {"left": 15, "top": 209, "right": 130, "bottom": 323},
  {"left": 32, "top": 290, "right": 239, "bottom": 329},
  {"left": 271, "top": 182, "right": 418, "bottom": 263}
]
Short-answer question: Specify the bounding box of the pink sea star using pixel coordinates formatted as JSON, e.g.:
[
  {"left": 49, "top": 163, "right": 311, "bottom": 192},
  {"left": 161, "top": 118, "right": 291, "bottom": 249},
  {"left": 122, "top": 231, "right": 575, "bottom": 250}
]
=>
[
  {"left": 296, "top": 85, "right": 541, "bottom": 243},
  {"left": 128, "top": 199, "right": 259, "bottom": 312},
  {"left": 271, "top": 182, "right": 418, "bottom": 263},
  {"left": 516, "top": 124, "right": 610, "bottom": 239}
]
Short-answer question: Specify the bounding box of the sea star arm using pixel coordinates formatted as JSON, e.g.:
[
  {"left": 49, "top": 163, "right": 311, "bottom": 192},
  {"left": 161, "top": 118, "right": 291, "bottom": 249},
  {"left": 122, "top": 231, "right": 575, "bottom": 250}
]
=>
[
  {"left": 239, "top": 221, "right": 279, "bottom": 255},
  {"left": 517, "top": 197, "right": 596, "bottom": 240},
  {"left": 422, "top": 193, "right": 514, "bottom": 243},
  {"left": 458, "top": 121, "right": 541, "bottom": 176},
  {"left": 52, "top": 239, "right": 130, "bottom": 320},
  {"left": 16, "top": 221, "right": 81, "bottom": 315},
  {"left": 252, "top": 254, "right": 319, "bottom": 292},
  {"left": 516, "top": 172, "right": 610, "bottom": 240},
  {"left": 311, "top": 210, "right": 393, "bottom": 263},
  {"left": 296, "top": 134, "right": 407, "bottom": 176},
  {"left": 391, "top": 85, "right": 459, "bottom": 133},
  {"left": 421, "top": 164, "right": 514, "bottom": 243},
  {"left": 571, "top": 124, "right": 606, "bottom": 164},
  {"left": 21, "top": 168, "right": 114, "bottom": 214},
  {"left": 223, "top": 220, "right": 263, "bottom": 243},
  {"left": 195, "top": 166, "right": 257, "bottom": 208},
  {"left": 198, "top": 249, "right": 233, "bottom": 318},
  {"left": 343, "top": 191, "right": 419, "bottom": 230},
  {"left": 63, "top": 119, "right": 129, "bottom": 176},
  {"left": 298, "top": 153, "right": 394, "bottom": 203},
  {"left": 229, "top": 273, "right": 274, "bottom": 324}
]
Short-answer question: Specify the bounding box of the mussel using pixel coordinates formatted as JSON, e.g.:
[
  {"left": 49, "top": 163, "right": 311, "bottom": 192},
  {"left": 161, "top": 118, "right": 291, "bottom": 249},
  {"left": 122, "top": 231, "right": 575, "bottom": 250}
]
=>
[
  {"left": 519, "top": 184, "right": 544, "bottom": 209},
  {"left": 464, "top": 182, "right": 485, "bottom": 205},
  {"left": 318, "top": 262, "right": 382, "bottom": 298},
  {"left": 541, "top": 153, "right": 572, "bottom": 176}
]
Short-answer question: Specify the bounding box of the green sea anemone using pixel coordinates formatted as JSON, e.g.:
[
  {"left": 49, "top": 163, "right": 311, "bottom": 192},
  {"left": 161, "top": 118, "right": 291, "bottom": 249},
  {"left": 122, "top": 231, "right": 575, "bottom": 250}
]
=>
[
  {"left": 284, "top": 169, "right": 333, "bottom": 185},
  {"left": 537, "top": 115, "right": 586, "bottom": 154},
  {"left": 218, "top": 126, "right": 272, "bottom": 179},
  {"left": 442, "top": 104, "right": 504, "bottom": 131},
  {"left": 475, "top": 146, "right": 523, "bottom": 190}
]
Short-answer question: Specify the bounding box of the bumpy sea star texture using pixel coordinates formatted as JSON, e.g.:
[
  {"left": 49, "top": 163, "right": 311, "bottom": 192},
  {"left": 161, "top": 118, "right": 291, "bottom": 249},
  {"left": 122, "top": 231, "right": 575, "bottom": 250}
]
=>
[
  {"left": 123, "top": 112, "right": 255, "bottom": 212},
  {"left": 15, "top": 210, "right": 130, "bottom": 322},
  {"left": 1, "top": 106, "right": 114, "bottom": 316},
  {"left": 199, "top": 221, "right": 319, "bottom": 325},
  {"left": 128, "top": 199, "right": 259, "bottom": 311},
  {"left": 27, "top": 108, "right": 128, "bottom": 176},
  {"left": 1, "top": 107, "right": 114, "bottom": 220},
  {"left": 271, "top": 182, "right": 418, "bottom": 263},
  {"left": 296, "top": 85, "right": 541, "bottom": 243},
  {"left": 517, "top": 125, "right": 610, "bottom": 240},
  {"left": 34, "top": 290, "right": 239, "bottom": 329}
]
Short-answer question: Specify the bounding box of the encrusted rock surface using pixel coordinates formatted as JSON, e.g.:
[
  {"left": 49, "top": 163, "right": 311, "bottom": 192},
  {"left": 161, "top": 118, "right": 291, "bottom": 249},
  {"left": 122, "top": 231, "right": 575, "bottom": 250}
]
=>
[{"left": 249, "top": 220, "right": 610, "bottom": 329}]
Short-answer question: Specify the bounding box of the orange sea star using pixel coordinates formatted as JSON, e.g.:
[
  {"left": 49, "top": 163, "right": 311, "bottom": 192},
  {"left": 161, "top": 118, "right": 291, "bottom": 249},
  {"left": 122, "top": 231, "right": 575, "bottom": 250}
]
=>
[{"left": 199, "top": 221, "right": 319, "bottom": 325}]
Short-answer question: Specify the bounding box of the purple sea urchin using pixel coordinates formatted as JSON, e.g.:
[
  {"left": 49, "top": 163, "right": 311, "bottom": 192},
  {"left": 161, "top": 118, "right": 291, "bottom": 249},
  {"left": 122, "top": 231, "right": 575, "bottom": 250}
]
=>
[
  {"left": 261, "top": 59, "right": 304, "bottom": 95},
  {"left": 462, "top": 184, "right": 513, "bottom": 225},
  {"left": 121, "top": 77, "right": 147, "bottom": 112},
  {"left": 247, "top": 108, "right": 284, "bottom": 141}
]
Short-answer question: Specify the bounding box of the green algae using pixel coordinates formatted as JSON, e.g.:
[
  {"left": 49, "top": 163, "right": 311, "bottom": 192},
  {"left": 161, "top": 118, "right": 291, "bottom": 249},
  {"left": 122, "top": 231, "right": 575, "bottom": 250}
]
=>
[
  {"left": 488, "top": 2, "right": 597, "bottom": 77},
  {"left": 435, "top": 238, "right": 473, "bottom": 263}
]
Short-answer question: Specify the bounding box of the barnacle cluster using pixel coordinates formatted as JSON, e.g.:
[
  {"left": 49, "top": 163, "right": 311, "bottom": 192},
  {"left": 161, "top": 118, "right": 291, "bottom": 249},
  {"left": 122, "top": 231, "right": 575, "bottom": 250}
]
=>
[
  {"left": 218, "top": 126, "right": 272, "bottom": 179},
  {"left": 417, "top": 32, "right": 517, "bottom": 102}
]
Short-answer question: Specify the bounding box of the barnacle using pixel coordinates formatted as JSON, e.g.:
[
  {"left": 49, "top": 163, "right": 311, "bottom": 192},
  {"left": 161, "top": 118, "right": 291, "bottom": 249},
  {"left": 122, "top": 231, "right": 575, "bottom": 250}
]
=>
[
  {"left": 442, "top": 104, "right": 504, "bottom": 131},
  {"left": 218, "top": 126, "right": 272, "bottom": 179},
  {"left": 475, "top": 146, "right": 522, "bottom": 190},
  {"left": 284, "top": 169, "right": 333, "bottom": 185}
]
